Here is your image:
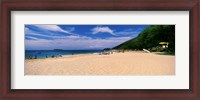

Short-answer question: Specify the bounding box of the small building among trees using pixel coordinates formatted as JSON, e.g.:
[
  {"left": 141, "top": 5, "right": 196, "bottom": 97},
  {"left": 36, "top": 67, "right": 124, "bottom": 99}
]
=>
[{"left": 159, "top": 42, "right": 169, "bottom": 48}]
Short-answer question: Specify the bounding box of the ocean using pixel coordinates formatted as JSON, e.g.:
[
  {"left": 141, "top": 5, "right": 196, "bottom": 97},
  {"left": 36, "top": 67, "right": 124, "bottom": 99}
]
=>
[{"left": 25, "top": 50, "right": 104, "bottom": 59}]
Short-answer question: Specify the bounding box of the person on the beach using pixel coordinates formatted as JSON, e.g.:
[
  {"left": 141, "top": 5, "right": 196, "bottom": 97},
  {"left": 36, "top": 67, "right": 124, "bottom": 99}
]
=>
[
  {"left": 34, "top": 55, "right": 37, "bottom": 59},
  {"left": 51, "top": 54, "right": 55, "bottom": 58}
]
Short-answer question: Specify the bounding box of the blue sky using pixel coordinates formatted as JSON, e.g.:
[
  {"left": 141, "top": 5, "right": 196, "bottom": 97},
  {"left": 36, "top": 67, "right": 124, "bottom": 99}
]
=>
[{"left": 25, "top": 25, "right": 149, "bottom": 50}]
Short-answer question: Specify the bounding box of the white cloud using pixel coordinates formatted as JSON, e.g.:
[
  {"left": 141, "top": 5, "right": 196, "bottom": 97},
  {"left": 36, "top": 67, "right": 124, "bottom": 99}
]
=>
[
  {"left": 91, "top": 26, "right": 116, "bottom": 36},
  {"left": 25, "top": 28, "right": 52, "bottom": 38},
  {"left": 25, "top": 27, "right": 30, "bottom": 32},
  {"left": 91, "top": 27, "right": 144, "bottom": 37},
  {"left": 25, "top": 36, "right": 38, "bottom": 40},
  {"left": 25, "top": 37, "right": 132, "bottom": 50},
  {"left": 25, "top": 27, "right": 59, "bottom": 39},
  {"left": 63, "top": 27, "right": 75, "bottom": 32},
  {"left": 25, "top": 26, "right": 79, "bottom": 40},
  {"left": 115, "top": 29, "right": 143, "bottom": 36},
  {"left": 33, "top": 25, "right": 74, "bottom": 34},
  {"left": 25, "top": 27, "right": 92, "bottom": 40},
  {"left": 53, "top": 35, "right": 92, "bottom": 40}
]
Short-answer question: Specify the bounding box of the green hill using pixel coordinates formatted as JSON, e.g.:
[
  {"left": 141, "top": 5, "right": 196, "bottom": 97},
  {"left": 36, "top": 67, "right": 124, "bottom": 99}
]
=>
[{"left": 113, "top": 25, "right": 175, "bottom": 52}]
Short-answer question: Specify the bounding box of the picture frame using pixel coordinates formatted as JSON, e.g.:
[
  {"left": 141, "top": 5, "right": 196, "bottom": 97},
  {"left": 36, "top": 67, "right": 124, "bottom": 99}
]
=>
[{"left": 0, "top": 0, "right": 199, "bottom": 100}]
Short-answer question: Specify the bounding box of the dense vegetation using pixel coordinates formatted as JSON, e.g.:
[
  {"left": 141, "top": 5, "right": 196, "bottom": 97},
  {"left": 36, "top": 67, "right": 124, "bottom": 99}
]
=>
[{"left": 113, "top": 25, "right": 175, "bottom": 53}]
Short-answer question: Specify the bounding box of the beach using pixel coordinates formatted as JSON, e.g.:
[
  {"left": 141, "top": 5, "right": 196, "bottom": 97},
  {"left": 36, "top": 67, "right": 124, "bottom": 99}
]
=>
[{"left": 25, "top": 51, "right": 175, "bottom": 75}]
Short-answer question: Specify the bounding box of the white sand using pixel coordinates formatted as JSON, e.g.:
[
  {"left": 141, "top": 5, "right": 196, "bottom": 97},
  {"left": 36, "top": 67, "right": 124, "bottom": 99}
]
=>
[{"left": 25, "top": 51, "right": 175, "bottom": 75}]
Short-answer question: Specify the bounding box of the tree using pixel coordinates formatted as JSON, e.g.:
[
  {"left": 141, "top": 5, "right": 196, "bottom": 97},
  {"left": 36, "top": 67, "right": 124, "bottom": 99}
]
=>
[{"left": 113, "top": 25, "right": 175, "bottom": 53}]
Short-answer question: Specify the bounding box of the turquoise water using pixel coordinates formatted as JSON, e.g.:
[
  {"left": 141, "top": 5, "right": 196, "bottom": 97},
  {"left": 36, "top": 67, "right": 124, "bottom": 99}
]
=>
[{"left": 25, "top": 50, "right": 104, "bottom": 59}]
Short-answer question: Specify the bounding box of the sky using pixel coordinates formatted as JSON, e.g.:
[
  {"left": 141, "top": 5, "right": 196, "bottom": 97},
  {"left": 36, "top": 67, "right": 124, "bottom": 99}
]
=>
[{"left": 25, "top": 25, "right": 149, "bottom": 50}]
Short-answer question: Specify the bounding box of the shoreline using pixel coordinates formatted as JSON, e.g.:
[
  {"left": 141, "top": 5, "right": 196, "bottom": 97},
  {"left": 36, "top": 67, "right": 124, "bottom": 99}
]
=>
[
  {"left": 25, "top": 53, "right": 97, "bottom": 60},
  {"left": 25, "top": 51, "right": 175, "bottom": 60}
]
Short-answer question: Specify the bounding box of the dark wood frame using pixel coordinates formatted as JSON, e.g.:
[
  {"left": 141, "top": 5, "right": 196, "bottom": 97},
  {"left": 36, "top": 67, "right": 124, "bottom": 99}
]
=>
[{"left": 0, "top": 0, "right": 199, "bottom": 100}]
